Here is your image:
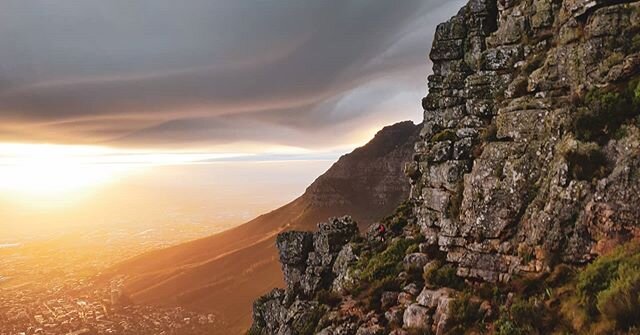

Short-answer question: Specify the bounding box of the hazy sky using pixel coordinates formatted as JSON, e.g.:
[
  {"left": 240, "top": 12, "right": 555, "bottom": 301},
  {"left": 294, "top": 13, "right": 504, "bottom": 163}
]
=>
[{"left": 0, "top": 0, "right": 465, "bottom": 152}]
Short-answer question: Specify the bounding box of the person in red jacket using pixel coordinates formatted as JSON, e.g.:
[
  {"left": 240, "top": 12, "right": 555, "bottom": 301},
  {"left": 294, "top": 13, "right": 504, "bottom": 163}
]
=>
[{"left": 377, "top": 223, "right": 386, "bottom": 242}]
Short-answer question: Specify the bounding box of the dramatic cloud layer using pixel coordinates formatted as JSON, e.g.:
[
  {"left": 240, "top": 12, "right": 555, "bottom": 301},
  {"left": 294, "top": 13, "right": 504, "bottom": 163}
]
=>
[{"left": 0, "top": 0, "right": 465, "bottom": 151}]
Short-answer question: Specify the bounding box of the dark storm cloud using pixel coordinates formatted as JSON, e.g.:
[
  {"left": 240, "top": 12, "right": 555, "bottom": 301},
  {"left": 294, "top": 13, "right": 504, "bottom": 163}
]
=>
[{"left": 0, "top": 0, "right": 466, "bottom": 148}]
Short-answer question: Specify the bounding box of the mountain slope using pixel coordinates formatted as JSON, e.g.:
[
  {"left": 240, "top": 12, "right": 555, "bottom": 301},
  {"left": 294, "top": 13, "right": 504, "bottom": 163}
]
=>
[
  {"left": 103, "top": 121, "right": 420, "bottom": 333},
  {"left": 250, "top": 0, "right": 640, "bottom": 334}
]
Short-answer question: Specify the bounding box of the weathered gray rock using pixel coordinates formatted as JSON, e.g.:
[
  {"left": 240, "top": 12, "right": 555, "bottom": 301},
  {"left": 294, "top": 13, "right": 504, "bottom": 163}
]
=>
[
  {"left": 381, "top": 291, "right": 399, "bottom": 310},
  {"left": 433, "top": 295, "right": 455, "bottom": 335},
  {"left": 251, "top": 289, "right": 324, "bottom": 335},
  {"left": 397, "top": 292, "right": 415, "bottom": 307},
  {"left": 403, "top": 253, "right": 431, "bottom": 270},
  {"left": 277, "top": 232, "right": 313, "bottom": 265},
  {"left": 355, "top": 324, "right": 384, "bottom": 335},
  {"left": 416, "top": 288, "right": 455, "bottom": 310},
  {"left": 276, "top": 216, "right": 360, "bottom": 296},
  {"left": 412, "top": 0, "right": 640, "bottom": 283},
  {"left": 384, "top": 307, "right": 405, "bottom": 327},
  {"left": 403, "top": 303, "right": 432, "bottom": 330},
  {"left": 403, "top": 283, "right": 421, "bottom": 296},
  {"left": 332, "top": 243, "right": 358, "bottom": 294}
]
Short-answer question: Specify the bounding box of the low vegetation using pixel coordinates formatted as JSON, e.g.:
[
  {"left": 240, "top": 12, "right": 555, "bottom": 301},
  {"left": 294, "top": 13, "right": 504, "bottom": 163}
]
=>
[
  {"left": 354, "top": 238, "right": 419, "bottom": 284},
  {"left": 423, "top": 261, "right": 465, "bottom": 290},
  {"left": 575, "top": 242, "right": 640, "bottom": 331},
  {"left": 574, "top": 78, "right": 640, "bottom": 143},
  {"left": 433, "top": 241, "right": 640, "bottom": 335},
  {"left": 430, "top": 129, "right": 458, "bottom": 142},
  {"left": 447, "top": 293, "right": 483, "bottom": 335},
  {"left": 383, "top": 201, "right": 414, "bottom": 235}
]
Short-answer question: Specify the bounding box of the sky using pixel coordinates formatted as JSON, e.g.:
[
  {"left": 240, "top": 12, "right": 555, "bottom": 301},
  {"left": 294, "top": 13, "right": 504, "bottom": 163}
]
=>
[
  {"left": 0, "top": 0, "right": 467, "bottom": 238},
  {"left": 0, "top": 0, "right": 465, "bottom": 153}
]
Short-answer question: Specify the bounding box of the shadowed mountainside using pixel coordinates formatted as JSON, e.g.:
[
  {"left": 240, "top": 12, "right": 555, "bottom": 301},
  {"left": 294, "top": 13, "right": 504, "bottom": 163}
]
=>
[{"left": 102, "top": 120, "right": 420, "bottom": 334}]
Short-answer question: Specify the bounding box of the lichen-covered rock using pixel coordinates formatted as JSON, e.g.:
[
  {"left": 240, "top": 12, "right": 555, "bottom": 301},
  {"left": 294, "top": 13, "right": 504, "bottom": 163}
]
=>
[
  {"left": 277, "top": 232, "right": 314, "bottom": 265},
  {"left": 332, "top": 243, "right": 359, "bottom": 294},
  {"left": 276, "top": 216, "right": 360, "bottom": 296},
  {"left": 317, "top": 323, "right": 359, "bottom": 335},
  {"left": 403, "top": 303, "right": 432, "bottom": 330},
  {"left": 416, "top": 287, "right": 455, "bottom": 310},
  {"left": 433, "top": 294, "right": 454, "bottom": 335},
  {"left": 380, "top": 291, "right": 400, "bottom": 310},
  {"left": 277, "top": 232, "right": 315, "bottom": 291},
  {"left": 397, "top": 292, "right": 415, "bottom": 307},
  {"left": 411, "top": 0, "right": 640, "bottom": 283},
  {"left": 384, "top": 307, "right": 405, "bottom": 327},
  {"left": 251, "top": 217, "right": 360, "bottom": 333},
  {"left": 403, "top": 253, "right": 431, "bottom": 270},
  {"left": 251, "top": 289, "right": 324, "bottom": 335}
]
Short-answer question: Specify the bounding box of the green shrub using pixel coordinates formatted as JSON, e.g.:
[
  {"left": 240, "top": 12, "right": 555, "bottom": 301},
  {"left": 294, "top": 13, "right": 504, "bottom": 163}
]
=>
[
  {"left": 495, "top": 298, "right": 546, "bottom": 335},
  {"left": 575, "top": 79, "right": 640, "bottom": 143},
  {"left": 495, "top": 318, "right": 527, "bottom": 335},
  {"left": 596, "top": 263, "right": 640, "bottom": 330},
  {"left": 384, "top": 201, "right": 414, "bottom": 235},
  {"left": 510, "top": 274, "right": 546, "bottom": 298},
  {"left": 477, "top": 282, "right": 502, "bottom": 301},
  {"left": 545, "top": 264, "right": 576, "bottom": 287},
  {"left": 510, "top": 298, "right": 544, "bottom": 327},
  {"left": 430, "top": 129, "right": 458, "bottom": 142},
  {"left": 423, "top": 261, "right": 465, "bottom": 290},
  {"left": 577, "top": 245, "right": 631, "bottom": 315},
  {"left": 362, "top": 277, "right": 401, "bottom": 311},
  {"left": 447, "top": 293, "right": 483, "bottom": 334},
  {"left": 576, "top": 242, "right": 640, "bottom": 329},
  {"left": 355, "top": 238, "right": 417, "bottom": 283}
]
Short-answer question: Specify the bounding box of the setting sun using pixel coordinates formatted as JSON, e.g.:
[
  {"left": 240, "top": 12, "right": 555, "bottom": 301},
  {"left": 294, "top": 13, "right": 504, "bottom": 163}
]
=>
[
  {"left": 0, "top": 143, "right": 128, "bottom": 198},
  {"left": 0, "top": 143, "right": 246, "bottom": 199}
]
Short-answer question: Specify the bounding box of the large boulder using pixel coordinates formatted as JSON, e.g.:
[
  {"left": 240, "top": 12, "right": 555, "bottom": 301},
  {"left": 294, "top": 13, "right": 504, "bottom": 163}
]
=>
[
  {"left": 276, "top": 232, "right": 314, "bottom": 291},
  {"left": 276, "top": 232, "right": 314, "bottom": 265},
  {"left": 332, "top": 244, "right": 359, "bottom": 294},
  {"left": 276, "top": 216, "right": 360, "bottom": 296},
  {"left": 416, "top": 288, "right": 455, "bottom": 309},
  {"left": 403, "top": 303, "right": 432, "bottom": 330}
]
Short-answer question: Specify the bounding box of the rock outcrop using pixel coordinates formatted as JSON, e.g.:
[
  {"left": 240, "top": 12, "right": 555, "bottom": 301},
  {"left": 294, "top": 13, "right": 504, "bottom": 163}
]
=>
[
  {"left": 409, "top": 0, "right": 640, "bottom": 283},
  {"left": 251, "top": 0, "right": 640, "bottom": 334},
  {"left": 251, "top": 217, "right": 360, "bottom": 334}
]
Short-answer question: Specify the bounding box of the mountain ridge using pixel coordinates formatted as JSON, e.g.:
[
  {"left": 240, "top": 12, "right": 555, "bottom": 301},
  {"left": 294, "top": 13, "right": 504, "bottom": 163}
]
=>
[{"left": 103, "top": 120, "right": 420, "bottom": 334}]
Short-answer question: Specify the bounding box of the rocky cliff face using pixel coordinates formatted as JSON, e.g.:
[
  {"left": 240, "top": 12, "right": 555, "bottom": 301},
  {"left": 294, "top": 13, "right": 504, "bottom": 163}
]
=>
[
  {"left": 250, "top": 0, "right": 640, "bottom": 334},
  {"left": 409, "top": 0, "right": 640, "bottom": 283}
]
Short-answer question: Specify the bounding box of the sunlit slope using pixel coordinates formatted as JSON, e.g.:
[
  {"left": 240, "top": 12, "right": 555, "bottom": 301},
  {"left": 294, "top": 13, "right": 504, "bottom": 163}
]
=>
[{"left": 103, "top": 121, "right": 420, "bottom": 334}]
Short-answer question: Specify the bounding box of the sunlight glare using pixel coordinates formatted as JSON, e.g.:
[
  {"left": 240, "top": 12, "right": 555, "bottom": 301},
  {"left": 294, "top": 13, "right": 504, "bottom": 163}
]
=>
[
  {"left": 0, "top": 143, "right": 247, "bottom": 199},
  {"left": 0, "top": 144, "right": 131, "bottom": 197}
]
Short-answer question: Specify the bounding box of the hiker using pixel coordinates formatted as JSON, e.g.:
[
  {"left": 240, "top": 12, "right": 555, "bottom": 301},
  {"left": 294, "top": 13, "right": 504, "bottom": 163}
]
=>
[{"left": 377, "top": 223, "right": 386, "bottom": 242}]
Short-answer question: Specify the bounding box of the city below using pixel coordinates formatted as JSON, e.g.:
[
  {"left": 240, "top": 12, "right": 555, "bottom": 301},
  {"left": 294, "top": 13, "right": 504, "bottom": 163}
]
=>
[{"left": 0, "top": 223, "right": 231, "bottom": 334}]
